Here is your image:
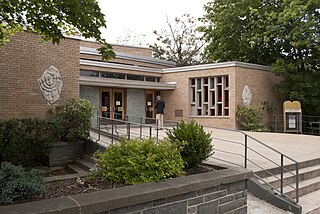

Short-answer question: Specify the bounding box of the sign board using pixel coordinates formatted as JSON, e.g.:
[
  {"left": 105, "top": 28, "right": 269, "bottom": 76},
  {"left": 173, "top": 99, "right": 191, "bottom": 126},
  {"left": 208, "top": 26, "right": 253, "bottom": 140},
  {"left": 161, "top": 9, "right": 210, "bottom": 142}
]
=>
[{"left": 283, "top": 101, "right": 302, "bottom": 134}]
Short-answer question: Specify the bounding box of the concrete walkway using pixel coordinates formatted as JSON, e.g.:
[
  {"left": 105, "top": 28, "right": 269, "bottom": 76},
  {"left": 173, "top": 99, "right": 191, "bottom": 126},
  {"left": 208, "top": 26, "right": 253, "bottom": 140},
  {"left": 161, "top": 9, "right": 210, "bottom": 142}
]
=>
[{"left": 90, "top": 127, "right": 320, "bottom": 213}]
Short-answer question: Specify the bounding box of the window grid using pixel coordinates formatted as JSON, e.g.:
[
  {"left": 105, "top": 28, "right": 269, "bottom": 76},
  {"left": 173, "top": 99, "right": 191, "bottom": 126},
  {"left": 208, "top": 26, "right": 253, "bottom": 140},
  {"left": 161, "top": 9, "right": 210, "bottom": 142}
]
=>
[
  {"left": 190, "top": 76, "right": 229, "bottom": 117},
  {"left": 80, "top": 70, "right": 160, "bottom": 82}
]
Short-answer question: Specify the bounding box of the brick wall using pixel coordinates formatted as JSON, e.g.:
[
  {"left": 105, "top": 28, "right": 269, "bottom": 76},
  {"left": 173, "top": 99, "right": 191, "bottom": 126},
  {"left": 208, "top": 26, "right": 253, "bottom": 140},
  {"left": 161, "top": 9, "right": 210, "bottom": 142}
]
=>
[
  {"left": 160, "top": 65, "right": 284, "bottom": 129},
  {"left": 160, "top": 67, "right": 237, "bottom": 128},
  {"left": 0, "top": 32, "right": 80, "bottom": 120},
  {"left": 235, "top": 67, "right": 284, "bottom": 110},
  {"left": 235, "top": 67, "right": 285, "bottom": 127}
]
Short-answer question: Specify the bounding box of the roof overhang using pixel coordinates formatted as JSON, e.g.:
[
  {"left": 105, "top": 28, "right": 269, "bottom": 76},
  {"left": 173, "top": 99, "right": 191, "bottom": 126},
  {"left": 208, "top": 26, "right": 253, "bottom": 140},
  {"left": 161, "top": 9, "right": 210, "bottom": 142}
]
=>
[
  {"left": 162, "top": 61, "right": 272, "bottom": 73},
  {"left": 79, "top": 76, "right": 176, "bottom": 90},
  {"left": 80, "top": 59, "right": 163, "bottom": 73},
  {"left": 80, "top": 46, "right": 176, "bottom": 67}
]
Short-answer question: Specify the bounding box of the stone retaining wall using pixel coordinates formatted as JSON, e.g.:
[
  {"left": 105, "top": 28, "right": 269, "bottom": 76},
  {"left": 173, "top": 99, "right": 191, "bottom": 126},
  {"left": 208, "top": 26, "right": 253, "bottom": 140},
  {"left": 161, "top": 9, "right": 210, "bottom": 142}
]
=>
[
  {"left": 0, "top": 167, "right": 252, "bottom": 214},
  {"left": 47, "top": 141, "right": 85, "bottom": 166}
]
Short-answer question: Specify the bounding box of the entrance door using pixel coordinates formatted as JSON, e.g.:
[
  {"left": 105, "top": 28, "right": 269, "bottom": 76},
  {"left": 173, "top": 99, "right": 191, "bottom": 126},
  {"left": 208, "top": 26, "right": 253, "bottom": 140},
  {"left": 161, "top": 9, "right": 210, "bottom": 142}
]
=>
[
  {"left": 145, "top": 90, "right": 155, "bottom": 123},
  {"left": 100, "top": 88, "right": 125, "bottom": 120},
  {"left": 113, "top": 89, "right": 125, "bottom": 120},
  {"left": 101, "top": 88, "right": 111, "bottom": 119}
]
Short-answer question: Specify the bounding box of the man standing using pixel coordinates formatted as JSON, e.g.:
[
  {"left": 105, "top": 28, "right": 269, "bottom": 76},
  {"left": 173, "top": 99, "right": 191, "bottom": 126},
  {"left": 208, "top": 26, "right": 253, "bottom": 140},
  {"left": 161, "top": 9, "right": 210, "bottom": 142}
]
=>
[{"left": 155, "top": 95, "right": 165, "bottom": 130}]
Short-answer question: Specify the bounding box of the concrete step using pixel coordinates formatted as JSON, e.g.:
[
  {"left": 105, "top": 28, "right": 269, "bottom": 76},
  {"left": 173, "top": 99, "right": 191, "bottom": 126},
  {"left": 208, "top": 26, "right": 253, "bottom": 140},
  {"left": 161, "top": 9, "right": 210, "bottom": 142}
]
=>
[
  {"left": 284, "top": 176, "right": 320, "bottom": 199},
  {"left": 82, "top": 154, "right": 96, "bottom": 163},
  {"left": 74, "top": 158, "right": 95, "bottom": 172},
  {"left": 262, "top": 165, "right": 320, "bottom": 189},
  {"left": 44, "top": 164, "right": 89, "bottom": 183},
  {"left": 66, "top": 163, "right": 88, "bottom": 174},
  {"left": 255, "top": 157, "right": 320, "bottom": 179}
]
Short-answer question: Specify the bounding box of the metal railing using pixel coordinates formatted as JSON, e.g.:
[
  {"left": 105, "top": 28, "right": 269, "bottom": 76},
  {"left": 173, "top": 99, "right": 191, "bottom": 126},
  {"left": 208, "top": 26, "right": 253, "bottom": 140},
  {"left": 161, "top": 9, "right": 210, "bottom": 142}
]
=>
[
  {"left": 202, "top": 125, "right": 299, "bottom": 203},
  {"left": 90, "top": 113, "right": 300, "bottom": 203},
  {"left": 264, "top": 114, "right": 320, "bottom": 135},
  {"left": 90, "top": 113, "right": 179, "bottom": 144}
]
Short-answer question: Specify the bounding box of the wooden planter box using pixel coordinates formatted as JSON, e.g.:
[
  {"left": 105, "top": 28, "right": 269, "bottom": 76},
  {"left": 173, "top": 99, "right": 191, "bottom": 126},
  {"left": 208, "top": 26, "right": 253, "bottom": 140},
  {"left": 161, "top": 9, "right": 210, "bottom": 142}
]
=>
[{"left": 46, "top": 141, "right": 85, "bottom": 167}]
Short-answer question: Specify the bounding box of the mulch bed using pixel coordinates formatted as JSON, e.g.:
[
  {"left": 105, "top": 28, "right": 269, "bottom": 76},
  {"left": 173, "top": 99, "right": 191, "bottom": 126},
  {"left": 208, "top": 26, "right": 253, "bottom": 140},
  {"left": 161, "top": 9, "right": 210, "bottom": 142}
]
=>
[{"left": 2, "top": 164, "right": 216, "bottom": 206}]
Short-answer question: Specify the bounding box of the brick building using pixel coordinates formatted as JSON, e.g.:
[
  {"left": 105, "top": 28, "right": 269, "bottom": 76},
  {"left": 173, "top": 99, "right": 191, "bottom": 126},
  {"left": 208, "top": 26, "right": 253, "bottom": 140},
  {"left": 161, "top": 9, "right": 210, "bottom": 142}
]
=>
[{"left": 0, "top": 32, "right": 284, "bottom": 129}]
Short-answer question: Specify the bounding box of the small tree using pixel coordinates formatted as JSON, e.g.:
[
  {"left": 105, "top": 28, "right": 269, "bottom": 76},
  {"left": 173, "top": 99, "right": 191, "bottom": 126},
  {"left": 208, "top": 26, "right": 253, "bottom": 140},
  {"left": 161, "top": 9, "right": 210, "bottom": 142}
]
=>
[
  {"left": 55, "top": 98, "right": 93, "bottom": 142},
  {"left": 236, "top": 104, "right": 269, "bottom": 132},
  {"left": 150, "top": 14, "right": 205, "bottom": 67},
  {"left": 166, "top": 120, "right": 214, "bottom": 168}
]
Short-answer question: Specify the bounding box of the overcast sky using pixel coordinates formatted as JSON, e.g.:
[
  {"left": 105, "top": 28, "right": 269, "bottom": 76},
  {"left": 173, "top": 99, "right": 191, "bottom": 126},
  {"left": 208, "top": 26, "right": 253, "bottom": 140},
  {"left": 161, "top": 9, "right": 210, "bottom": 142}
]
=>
[{"left": 97, "top": 0, "right": 209, "bottom": 46}]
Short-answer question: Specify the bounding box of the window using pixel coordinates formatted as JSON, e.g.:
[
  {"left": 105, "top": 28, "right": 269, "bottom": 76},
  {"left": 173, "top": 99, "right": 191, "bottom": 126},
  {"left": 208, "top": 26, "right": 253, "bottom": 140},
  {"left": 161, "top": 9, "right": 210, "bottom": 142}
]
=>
[
  {"left": 146, "top": 76, "right": 156, "bottom": 82},
  {"left": 190, "top": 76, "right": 229, "bottom": 117},
  {"left": 80, "top": 70, "right": 99, "bottom": 77},
  {"left": 127, "top": 74, "right": 144, "bottom": 81},
  {"left": 80, "top": 70, "right": 160, "bottom": 82},
  {"left": 101, "top": 72, "right": 125, "bottom": 79}
]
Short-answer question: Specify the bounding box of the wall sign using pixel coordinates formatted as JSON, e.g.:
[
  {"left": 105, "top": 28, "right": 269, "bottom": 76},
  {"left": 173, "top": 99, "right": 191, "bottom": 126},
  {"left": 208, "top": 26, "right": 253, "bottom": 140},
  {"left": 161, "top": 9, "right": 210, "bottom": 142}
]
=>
[{"left": 283, "top": 101, "right": 302, "bottom": 134}]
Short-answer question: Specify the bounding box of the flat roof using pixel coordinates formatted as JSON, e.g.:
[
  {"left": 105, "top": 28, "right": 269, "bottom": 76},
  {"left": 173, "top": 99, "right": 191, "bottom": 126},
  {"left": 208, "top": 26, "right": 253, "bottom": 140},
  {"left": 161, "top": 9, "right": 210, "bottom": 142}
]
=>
[
  {"left": 80, "top": 46, "right": 176, "bottom": 67},
  {"left": 80, "top": 59, "right": 163, "bottom": 73},
  {"left": 162, "top": 61, "right": 272, "bottom": 73}
]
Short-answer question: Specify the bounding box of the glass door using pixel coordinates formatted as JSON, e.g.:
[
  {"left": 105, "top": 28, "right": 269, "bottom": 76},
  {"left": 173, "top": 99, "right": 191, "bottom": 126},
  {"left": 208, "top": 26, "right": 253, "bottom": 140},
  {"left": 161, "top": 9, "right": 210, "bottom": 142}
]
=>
[
  {"left": 113, "top": 89, "right": 125, "bottom": 120},
  {"left": 145, "top": 90, "right": 155, "bottom": 124},
  {"left": 100, "top": 88, "right": 125, "bottom": 120},
  {"left": 101, "top": 88, "right": 111, "bottom": 119}
]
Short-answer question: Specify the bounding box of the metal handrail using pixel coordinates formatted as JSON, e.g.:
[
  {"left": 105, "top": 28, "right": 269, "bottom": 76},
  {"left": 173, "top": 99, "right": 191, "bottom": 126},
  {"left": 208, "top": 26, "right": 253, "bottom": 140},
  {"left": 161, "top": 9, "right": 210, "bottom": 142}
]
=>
[
  {"left": 203, "top": 125, "right": 299, "bottom": 203},
  {"left": 244, "top": 134, "right": 297, "bottom": 163}
]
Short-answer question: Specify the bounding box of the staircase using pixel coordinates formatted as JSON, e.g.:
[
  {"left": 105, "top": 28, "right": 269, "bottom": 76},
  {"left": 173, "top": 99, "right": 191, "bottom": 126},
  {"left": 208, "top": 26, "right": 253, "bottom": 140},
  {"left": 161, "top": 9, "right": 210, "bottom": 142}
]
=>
[
  {"left": 43, "top": 155, "right": 96, "bottom": 183},
  {"left": 256, "top": 158, "right": 320, "bottom": 199},
  {"left": 67, "top": 154, "right": 95, "bottom": 174},
  {"left": 247, "top": 157, "right": 320, "bottom": 214}
]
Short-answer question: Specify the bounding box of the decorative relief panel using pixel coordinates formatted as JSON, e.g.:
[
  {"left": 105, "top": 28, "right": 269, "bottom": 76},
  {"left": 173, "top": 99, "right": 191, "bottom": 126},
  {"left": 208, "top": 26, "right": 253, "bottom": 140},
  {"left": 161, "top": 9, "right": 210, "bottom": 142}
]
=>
[
  {"left": 37, "top": 66, "right": 63, "bottom": 105},
  {"left": 242, "top": 85, "right": 252, "bottom": 106}
]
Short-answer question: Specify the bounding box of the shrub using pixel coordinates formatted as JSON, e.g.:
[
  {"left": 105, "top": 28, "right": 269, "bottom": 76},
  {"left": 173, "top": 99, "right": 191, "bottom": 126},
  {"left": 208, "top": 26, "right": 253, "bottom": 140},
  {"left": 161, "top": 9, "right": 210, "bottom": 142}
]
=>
[
  {"left": 236, "top": 104, "right": 269, "bottom": 132},
  {"left": 166, "top": 120, "right": 214, "bottom": 168},
  {"left": 0, "top": 118, "right": 59, "bottom": 166},
  {"left": 0, "top": 162, "right": 46, "bottom": 205},
  {"left": 55, "top": 98, "right": 93, "bottom": 142},
  {"left": 93, "top": 138, "right": 184, "bottom": 185}
]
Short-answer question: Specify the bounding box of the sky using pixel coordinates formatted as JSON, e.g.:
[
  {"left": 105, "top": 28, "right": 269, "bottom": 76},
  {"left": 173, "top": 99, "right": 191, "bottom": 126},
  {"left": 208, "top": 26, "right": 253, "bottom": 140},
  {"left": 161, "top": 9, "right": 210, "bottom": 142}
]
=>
[{"left": 97, "top": 0, "right": 209, "bottom": 46}]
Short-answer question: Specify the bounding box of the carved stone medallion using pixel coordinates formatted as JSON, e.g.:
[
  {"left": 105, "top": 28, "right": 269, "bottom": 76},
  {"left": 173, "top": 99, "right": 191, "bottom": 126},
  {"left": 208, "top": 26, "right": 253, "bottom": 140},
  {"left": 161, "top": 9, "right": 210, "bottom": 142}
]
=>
[
  {"left": 37, "top": 66, "right": 63, "bottom": 105},
  {"left": 242, "top": 85, "right": 252, "bottom": 106}
]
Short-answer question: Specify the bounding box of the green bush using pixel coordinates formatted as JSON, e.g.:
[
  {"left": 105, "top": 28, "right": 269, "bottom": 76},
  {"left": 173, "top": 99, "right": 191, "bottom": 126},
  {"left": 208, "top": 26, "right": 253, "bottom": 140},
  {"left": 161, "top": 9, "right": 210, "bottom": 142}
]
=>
[
  {"left": 55, "top": 98, "right": 93, "bottom": 142},
  {"left": 236, "top": 104, "right": 269, "bottom": 132},
  {"left": 0, "top": 162, "right": 46, "bottom": 205},
  {"left": 93, "top": 138, "right": 184, "bottom": 185},
  {"left": 0, "top": 118, "right": 59, "bottom": 166},
  {"left": 166, "top": 120, "right": 214, "bottom": 168}
]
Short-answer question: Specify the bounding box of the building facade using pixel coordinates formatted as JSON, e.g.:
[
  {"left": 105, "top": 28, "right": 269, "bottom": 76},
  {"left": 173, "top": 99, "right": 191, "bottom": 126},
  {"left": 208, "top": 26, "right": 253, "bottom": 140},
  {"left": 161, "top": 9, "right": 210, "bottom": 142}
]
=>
[{"left": 0, "top": 32, "right": 284, "bottom": 129}]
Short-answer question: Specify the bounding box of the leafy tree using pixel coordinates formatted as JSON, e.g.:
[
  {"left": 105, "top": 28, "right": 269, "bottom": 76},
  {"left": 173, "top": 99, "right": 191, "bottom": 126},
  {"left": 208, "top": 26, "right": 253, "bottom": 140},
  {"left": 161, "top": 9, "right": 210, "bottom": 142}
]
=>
[
  {"left": 200, "top": 0, "right": 320, "bottom": 115},
  {"left": 150, "top": 13, "right": 205, "bottom": 67},
  {"left": 0, "top": 0, "right": 115, "bottom": 60}
]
